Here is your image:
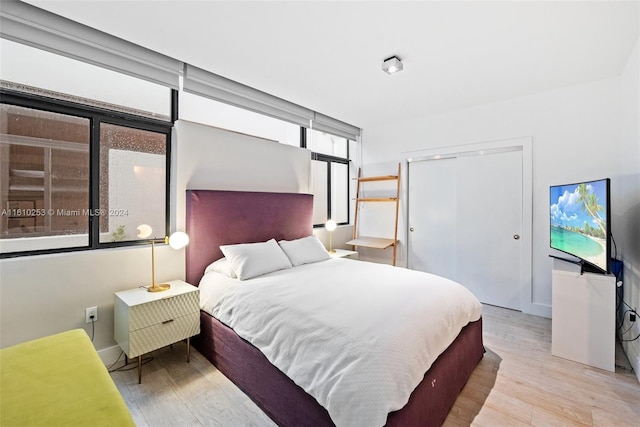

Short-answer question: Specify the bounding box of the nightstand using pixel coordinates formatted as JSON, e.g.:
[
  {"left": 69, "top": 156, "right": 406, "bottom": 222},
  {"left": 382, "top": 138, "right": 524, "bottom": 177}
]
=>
[
  {"left": 114, "top": 280, "right": 200, "bottom": 383},
  {"left": 329, "top": 249, "right": 359, "bottom": 260}
]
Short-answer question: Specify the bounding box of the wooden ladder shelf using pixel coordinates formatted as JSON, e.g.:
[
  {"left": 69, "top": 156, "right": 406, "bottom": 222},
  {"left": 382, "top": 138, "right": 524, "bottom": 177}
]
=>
[{"left": 346, "top": 163, "right": 401, "bottom": 265}]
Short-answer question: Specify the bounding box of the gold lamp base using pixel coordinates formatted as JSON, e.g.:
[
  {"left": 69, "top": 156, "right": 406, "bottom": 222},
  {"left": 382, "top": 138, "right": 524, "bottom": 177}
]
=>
[{"left": 147, "top": 283, "right": 171, "bottom": 292}]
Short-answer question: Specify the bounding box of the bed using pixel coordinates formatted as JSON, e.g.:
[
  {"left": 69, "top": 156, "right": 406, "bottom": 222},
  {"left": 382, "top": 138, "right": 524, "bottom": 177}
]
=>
[
  {"left": 0, "top": 329, "right": 135, "bottom": 427},
  {"left": 186, "top": 190, "right": 483, "bottom": 427}
]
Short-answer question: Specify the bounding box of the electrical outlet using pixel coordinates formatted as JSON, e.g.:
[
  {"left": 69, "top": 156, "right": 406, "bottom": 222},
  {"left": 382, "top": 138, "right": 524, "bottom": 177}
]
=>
[{"left": 85, "top": 306, "right": 97, "bottom": 323}]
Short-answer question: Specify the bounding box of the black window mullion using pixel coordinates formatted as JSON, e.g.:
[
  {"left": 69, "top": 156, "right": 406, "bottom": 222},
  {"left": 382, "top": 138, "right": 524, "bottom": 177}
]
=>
[
  {"left": 326, "top": 160, "right": 332, "bottom": 222},
  {"left": 345, "top": 155, "right": 350, "bottom": 227},
  {"left": 164, "top": 130, "right": 172, "bottom": 237},
  {"left": 89, "top": 118, "right": 101, "bottom": 248},
  {"left": 300, "top": 127, "right": 307, "bottom": 149},
  {"left": 171, "top": 89, "right": 179, "bottom": 123},
  {"left": 313, "top": 152, "right": 348, "bottom": 164}
]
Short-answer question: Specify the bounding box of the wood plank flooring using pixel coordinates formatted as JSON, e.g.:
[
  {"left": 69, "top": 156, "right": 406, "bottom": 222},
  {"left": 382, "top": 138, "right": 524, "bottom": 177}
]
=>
[{"left": 110, "top": 304, "right": 640, "bottom": 426}]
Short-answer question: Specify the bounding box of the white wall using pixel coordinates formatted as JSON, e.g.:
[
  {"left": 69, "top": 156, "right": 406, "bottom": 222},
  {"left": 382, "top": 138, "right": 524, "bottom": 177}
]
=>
[
  {"left": 172, "top": 120, "right": 311, "bottom": 230},
  {"left": 0, "top": 120, "right": 313, "bottom": 360},
  {"left": 0, "top": 38, "right": 177, "bottom": 355},
  {"left": 617, "top": 39, "right": 640, "bottom": 380},
  {"left": 362, "top": 74, "right": 629, "bottom": 318},
  {"left": 0, "top": 245, "right": 184, "bottom": 352},
  {"left": 172, "top": 119, "right": 352, "bottom": 253}
]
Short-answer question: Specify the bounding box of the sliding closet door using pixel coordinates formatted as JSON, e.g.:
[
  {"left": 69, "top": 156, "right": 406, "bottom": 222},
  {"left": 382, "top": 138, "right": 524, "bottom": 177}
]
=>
[
  {"left": 407, "top": 157, "right": 457, "bottom": 279},
  {"left": 408, "top": 149, "right": 523, "bottom": 311},
  {"left": 455, "top": 150, "right": 522, "bottom": 309}
]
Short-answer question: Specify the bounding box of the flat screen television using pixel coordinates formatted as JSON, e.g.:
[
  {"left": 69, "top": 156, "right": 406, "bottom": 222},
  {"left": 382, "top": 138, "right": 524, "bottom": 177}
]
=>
[{"left": 549, "top": 178, "right": 610, "bottom": 274}]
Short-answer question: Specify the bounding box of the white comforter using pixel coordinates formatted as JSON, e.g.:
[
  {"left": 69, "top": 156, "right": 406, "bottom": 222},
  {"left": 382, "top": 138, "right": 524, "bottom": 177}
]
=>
[{"left": 199, "top": 258, "right": 482, "bottom": 427}]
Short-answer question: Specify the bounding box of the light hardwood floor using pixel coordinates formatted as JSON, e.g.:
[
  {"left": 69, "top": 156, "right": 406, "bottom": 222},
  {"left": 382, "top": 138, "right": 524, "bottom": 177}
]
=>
[{"left": 111, "top": 304, "right": 640, "bottom": 426}]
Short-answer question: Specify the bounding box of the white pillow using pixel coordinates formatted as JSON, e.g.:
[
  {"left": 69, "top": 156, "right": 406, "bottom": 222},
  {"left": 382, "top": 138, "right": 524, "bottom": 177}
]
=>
[
  {"left": 220, "top": 239, "right": 292, "bottom": 280},
  {"left": 278, "top": 235, "right": 330, "bottom": 266},
  {"left": 204, "top": 258, "right": 237, "bottom": 279}
]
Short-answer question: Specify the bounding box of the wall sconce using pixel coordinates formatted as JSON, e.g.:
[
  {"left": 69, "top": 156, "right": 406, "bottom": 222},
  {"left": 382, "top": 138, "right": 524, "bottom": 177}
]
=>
[
  {"left": 325, "top": 219, "right": 337, "bottom": 253},
  {"left": 137, "top": 225, "right": 189, "bottom": 292}
]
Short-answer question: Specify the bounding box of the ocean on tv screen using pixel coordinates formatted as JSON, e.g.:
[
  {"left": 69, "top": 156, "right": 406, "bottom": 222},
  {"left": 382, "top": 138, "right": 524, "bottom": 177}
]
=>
[{"left": 550, "top": 225, "right": 606, "bottom": 268}]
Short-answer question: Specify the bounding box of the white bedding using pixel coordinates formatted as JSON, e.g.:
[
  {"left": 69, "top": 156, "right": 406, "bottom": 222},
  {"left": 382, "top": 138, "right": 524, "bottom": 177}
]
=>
[{"left": 199, "top": 258, "right": 482, "bottom": 427}]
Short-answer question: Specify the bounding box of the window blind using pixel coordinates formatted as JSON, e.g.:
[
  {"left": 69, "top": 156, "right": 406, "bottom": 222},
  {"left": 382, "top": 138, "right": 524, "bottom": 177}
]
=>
[
  {"left": 184, "top": 64, "right": 360, "bottom": 140},
  {"left": 312, "top": 112, "right": 360, "bottom": 140},
  {"left": 183, "top": 64, "right": 314, "bottom": 128},
  {"left": 0, "top": 1, "right": 182, "bottom": 89}
]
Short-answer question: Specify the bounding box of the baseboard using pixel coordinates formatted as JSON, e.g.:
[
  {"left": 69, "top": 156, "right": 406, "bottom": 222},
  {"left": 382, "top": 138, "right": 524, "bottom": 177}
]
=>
[
  {"left": 622, "top": 334, "right": 640, "bottom": 383},
  {"left": 623, "top": 343, "right": 640, "bottom": 383},
  {"left": 528, "top": 302, "right": 552, "bottom": 318},
  {"left": 97, "top": 344, "right": 124, "bottom": 367}
]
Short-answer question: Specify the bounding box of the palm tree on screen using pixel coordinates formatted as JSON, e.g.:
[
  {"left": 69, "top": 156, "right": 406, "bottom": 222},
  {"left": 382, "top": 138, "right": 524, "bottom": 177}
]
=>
[{"left": 577, "top": 184, "right": 606, "bottom": 236}]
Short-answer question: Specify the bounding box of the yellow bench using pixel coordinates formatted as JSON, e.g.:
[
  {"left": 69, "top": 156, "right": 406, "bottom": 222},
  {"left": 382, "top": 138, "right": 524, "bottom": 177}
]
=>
[{"left": 1, "top": 329, "right": 134, "bottom": 427}]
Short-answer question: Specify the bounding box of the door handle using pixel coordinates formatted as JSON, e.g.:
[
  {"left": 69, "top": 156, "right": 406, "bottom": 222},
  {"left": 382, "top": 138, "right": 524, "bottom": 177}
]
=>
[
  {"left": 513, "top": 234, "right": 520, "bottom": 240},
  {"left": 410, "top": 228, "right": 414, "bottom": 232}
]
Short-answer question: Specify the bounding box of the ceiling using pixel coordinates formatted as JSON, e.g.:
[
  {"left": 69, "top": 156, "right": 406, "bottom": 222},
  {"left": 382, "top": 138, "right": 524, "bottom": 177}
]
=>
[{"left": 27, "top": 1, "right": 639, "bottom": 130}]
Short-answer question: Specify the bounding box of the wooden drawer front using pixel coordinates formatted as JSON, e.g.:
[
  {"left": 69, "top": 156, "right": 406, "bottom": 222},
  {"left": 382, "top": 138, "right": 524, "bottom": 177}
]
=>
[
  {"left": 129, "top": 291, "right": 199, "bottom": 331},
  {"left": 128, "top": 312, "right": 200, "bottom": 357}
]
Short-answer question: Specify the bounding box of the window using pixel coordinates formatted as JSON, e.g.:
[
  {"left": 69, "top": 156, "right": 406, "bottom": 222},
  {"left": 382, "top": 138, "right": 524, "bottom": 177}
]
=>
[
  {"left": 307, "top": 129, "right": 350, "bottom": 227},
  {"left": 311, "top": 160, "right": 329, "bottom": 225},
  {"left": 0, "top": 91, "right": 172, "bottom": 257},
  {"left": 99, "top": 123, "right": 168, "bottom": 244},
  {"left": 0, "top": 35, "right": 174, "bottom": 257},
  {"left": 180, "top": 92, "right": 300, "bottom": 146},
  {"left": 0, "top": 104, "right": 90, "bottom": 251}
]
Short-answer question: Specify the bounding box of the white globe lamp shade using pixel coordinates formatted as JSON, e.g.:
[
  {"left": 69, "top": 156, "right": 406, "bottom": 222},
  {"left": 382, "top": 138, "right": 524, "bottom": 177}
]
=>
[
  {"left": 325, "top": 220, "right": 337, "bottom": 232},
  {"left": 168, "top": 231, "right": 189, "bottom": 249}
]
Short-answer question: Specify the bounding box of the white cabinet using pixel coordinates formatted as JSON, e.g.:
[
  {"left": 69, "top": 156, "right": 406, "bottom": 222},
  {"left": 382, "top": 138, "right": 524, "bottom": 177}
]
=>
[
  {"left": 551, "top": 259, "right": 615, "bottom": 372},
  {"left": 114, "top": 280, "right": 200, "bottom": 382}
]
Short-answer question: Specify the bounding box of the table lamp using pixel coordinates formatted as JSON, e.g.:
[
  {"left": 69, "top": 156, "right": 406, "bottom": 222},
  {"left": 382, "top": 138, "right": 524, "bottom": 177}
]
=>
[
  {"left": 137, "top": 224, "right": 189, "bottom": 292},
  {"left": 325, "top": 219, "right": 337, "bottom": 253}
]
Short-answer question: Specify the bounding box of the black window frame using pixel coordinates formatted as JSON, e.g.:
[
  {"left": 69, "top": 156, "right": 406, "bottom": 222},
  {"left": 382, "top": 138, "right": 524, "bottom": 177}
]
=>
[
  {"left": 0, "top": 88, "right": 176, "bottom": 258},
  {"left": 301, "top": 127, "right": 351, "bottom": 228}
]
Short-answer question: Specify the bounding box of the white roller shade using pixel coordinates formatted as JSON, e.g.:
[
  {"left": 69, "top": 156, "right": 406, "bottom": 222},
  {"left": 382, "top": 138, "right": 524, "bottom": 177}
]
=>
[
  {"left": 312, "top": 112, "right": 360, "bottom": 140},
  {"left": 0, "top": 1, "right": 181, "bottom": 89},
  {"left": 183, "top": 64, "right": 314, "bottom": 127}
]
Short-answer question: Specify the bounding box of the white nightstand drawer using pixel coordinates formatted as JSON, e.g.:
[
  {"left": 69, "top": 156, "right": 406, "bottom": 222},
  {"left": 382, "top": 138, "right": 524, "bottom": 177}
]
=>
[
  {"left": 128, "top": 312, "right": 200, "bottom": 358},
  {"left": 128, "top": 291, "right": 199, "bottom": 331}
]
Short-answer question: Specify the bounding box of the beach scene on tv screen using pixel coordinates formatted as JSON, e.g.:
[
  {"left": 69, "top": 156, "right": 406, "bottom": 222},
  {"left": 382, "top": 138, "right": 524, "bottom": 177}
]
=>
[{"left": 550, "top": 180, "right": 607, "bottom": 271}]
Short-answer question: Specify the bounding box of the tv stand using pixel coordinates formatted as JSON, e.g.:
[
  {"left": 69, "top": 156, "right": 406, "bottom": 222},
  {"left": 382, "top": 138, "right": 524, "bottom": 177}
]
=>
[
  {"left": 551, "top": 259, "right": 615, "bottom": 372},
  {"left": 548, "top": 254, "right": 603, "bottom": 275}
]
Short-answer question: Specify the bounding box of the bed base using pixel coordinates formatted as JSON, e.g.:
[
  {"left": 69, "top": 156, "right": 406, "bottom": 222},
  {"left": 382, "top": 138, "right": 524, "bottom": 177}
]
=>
[{"left": 194, "top": 312, "right": 483, "bottom": 427}]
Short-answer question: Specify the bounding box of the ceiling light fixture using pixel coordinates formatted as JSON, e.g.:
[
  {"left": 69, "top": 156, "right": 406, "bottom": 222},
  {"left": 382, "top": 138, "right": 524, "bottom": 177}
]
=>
[{"left": 382, "top": 56, "right": 403, "bottom": 74}]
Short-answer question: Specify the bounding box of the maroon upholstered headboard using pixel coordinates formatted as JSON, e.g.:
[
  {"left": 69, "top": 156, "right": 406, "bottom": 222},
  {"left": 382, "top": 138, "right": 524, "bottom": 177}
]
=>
[{"left": 185, "top": 190, "right": 314, "bottom": 286}]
